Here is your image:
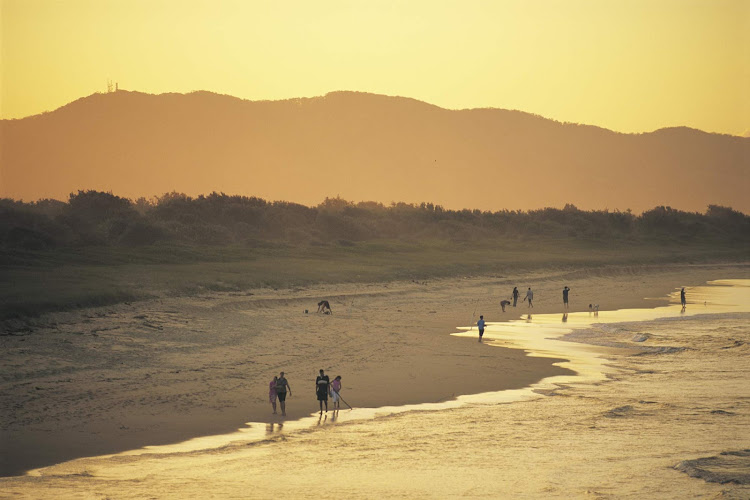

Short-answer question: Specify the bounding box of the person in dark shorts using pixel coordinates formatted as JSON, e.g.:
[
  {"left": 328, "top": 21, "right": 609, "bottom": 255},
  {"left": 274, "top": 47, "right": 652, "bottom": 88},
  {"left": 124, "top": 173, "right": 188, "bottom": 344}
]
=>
[
  {"left": 680, "top": 287, "right": 686, "bottom": 310},
  {"left": 317, "top": 300, "right": 332, "bottom": 314},
  {"left": 477, "top": 315, "right": 486, "bottom": 342},
  {"left": 276, "top": 372, "right": 291, "bottom": 416},
  {"left": 316, "top": 369, "right": 330, "bottom": 413},
  {"left": 512, "top": 287, "right": 519, "bottom": 307},
  {"left": 500, "top": 299, "right": 511, "bottom": 312},
  {"left": 563, "top": 286, "right": 570, "bottom": 310}
]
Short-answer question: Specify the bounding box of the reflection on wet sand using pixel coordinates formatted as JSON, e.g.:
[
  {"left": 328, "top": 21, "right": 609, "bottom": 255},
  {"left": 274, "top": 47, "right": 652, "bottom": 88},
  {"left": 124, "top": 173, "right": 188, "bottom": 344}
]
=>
[{"left": 3, "top": 280, "right": 748, "bottom": 498}]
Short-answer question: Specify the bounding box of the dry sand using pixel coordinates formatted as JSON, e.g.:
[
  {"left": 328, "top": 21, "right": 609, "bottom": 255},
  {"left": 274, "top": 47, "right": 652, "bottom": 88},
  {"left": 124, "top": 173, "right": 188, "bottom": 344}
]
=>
[{"left": 1, "top": 263, "right": 747, "bottom": 476}]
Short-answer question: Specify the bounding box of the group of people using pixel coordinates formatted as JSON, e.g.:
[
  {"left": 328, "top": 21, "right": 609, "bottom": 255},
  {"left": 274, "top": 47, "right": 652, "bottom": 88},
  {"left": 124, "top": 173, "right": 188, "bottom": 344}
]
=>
[
  {"left": 504, "top": 286, "right": 537, "bottom": 309},
  {"left": 268, "top": 301, "right": 340, "bottom": 417},
  {"left": 506, "top": 286, "right": 571, "bottom": 310},
  {"left": 476, "top": 286, "right": 573, "bottom": 342},
  {"left": 477, "top": 285, "right": 689, "bottom": 341},
  {"left": 268, "top": 370, "right": 343, "bottom": 416}
]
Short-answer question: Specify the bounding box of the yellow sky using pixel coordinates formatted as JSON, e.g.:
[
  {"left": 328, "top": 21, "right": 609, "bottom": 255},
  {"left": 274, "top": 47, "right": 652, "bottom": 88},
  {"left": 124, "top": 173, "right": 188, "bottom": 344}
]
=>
[{"left": 1, "top": 0, "right": 748, "bottom": 135}]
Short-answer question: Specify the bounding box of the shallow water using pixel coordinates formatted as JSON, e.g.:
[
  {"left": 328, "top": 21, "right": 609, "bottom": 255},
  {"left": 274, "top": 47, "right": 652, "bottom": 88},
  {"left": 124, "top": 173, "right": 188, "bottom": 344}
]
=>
[{"left": 3, "top": 280, "right": 749, "bottom": 498}]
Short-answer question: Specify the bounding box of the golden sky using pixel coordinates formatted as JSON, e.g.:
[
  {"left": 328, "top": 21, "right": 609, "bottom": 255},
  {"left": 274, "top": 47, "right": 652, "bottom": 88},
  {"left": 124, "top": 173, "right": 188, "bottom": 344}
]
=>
[{"left": 2, "top": 0, "right": 748, "bottom": 135}]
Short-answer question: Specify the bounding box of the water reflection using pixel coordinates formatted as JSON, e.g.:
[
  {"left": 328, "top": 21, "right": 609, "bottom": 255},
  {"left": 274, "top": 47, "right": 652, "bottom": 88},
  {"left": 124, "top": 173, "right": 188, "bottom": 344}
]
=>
[
  {"left": 4, "top": 280, "right": 748, "bottom": 500},
  {"left": 265, "top": 423, "right": 283, "bottom": 435}
]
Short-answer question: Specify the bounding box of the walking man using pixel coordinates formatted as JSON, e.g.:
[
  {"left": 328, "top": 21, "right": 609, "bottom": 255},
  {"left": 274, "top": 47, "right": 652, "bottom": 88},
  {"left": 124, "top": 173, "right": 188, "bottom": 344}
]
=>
[
  {"left": 563, "top": 286, "right": 570, "bottom": 310},
  {"left": 524, "top": 287, "right": 534, "bottom": 308},
  {"left": 512, "top": 287, "right": 519, "bottom": 307},
  {"left": 477, "top": 315, "right": 486, "bottom": 342},
  {"left": 316, "top": 369, "right": 330, "bottom": 413},
  {"left": 680, "top": 287, "right": 686, "bottom": 310},
  {"left": 276, "top": 371, "right": 291, "bottom": 417}
]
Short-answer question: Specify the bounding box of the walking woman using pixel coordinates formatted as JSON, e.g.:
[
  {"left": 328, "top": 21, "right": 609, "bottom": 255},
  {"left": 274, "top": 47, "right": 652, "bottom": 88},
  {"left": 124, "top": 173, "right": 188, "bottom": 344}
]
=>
[
  {"left": 331, "top": 375, "right": 342, "bottom": 410},
  {"left": 269, "top": 375, "right": 278, "bottom": 414}
]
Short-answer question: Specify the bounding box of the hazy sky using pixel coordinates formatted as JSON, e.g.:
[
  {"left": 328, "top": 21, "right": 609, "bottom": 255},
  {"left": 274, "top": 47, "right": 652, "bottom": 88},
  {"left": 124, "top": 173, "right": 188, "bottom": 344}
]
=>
[{"left": 2, "top": 0, "right": 748, "bottom": 135}]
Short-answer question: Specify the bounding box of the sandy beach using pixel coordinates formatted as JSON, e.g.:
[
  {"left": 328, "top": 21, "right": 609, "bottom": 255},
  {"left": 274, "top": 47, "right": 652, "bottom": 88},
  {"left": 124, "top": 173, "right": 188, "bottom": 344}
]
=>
[{"left": 1, "top": 263, "right": 747, "bottom": 478}]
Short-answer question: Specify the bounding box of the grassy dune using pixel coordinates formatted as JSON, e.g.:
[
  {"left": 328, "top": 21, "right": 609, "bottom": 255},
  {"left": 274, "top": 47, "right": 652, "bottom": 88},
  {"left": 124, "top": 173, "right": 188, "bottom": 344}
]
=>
[{"left": 2, "top": 238, "right": 746, "bottom": 322}]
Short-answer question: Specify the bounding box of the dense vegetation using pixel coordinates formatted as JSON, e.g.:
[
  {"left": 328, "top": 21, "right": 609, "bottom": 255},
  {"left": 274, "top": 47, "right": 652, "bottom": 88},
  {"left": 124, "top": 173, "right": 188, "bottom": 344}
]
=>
[
  {"left": 1, "top": 191, "right": 747, "bottom": 321},
  {"left": 1, "top": 190, "right": 748, "bottom": 250}
]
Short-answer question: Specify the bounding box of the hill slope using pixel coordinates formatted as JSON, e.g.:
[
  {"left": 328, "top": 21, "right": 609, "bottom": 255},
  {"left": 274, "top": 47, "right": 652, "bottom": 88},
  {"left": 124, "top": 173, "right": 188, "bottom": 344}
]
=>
[{"left": 1, "top": 90, "right": 748, "bottom": 212}]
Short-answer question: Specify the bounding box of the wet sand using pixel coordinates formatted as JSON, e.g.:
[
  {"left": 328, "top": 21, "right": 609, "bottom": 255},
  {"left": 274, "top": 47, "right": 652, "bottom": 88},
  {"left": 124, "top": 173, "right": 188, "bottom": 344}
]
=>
[{"left": 1, "top": 263, "right": 747, "bottom": 476}]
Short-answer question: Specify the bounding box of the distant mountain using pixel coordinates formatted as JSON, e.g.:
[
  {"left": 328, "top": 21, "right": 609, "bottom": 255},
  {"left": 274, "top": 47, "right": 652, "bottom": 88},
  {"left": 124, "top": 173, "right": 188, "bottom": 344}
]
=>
[{"left": 1, "top": 90, "right": 748, "bottom": 212}]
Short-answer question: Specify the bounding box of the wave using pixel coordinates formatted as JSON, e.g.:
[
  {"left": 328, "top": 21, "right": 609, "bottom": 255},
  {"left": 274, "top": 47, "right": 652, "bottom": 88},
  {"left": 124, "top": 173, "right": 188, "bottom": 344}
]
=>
[{"left": 675, "top": 450, "right": 750, "bottom": 485}]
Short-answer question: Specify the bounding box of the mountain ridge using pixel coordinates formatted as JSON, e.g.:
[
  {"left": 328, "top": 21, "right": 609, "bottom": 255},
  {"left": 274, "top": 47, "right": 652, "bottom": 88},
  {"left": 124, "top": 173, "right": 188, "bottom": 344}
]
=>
[
  {"left": 1, "top": 90, "right": 748, "bottom": 212},
  {"left": 6, "top": 89, "right": 732, "bottom": 137}
]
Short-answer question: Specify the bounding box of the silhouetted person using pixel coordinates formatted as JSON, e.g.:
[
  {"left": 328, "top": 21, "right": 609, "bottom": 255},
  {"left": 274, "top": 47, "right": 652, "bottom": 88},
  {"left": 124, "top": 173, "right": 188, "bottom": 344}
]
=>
[
  {"left": 524, "top": 288, "right": 534, "bottom": 308},
  {"left": 680, "top": 287, "right": 686, "bottom": 310},
  {"left": 563, "top": 286, "right": 570, "bottom": 309},
  {"left": 317, "top": 300, "right": 332, "bottom": 314},
  {"left": 276, "top": 372, "right": 291, "bottom": 416},
  {"left": 500, "top": 299, "right": 511, "bottom": 312},
  {"left": 316, "top": 369, "right": 330, "bottom": 413},
  {"left": 512, "top": 287, "right": 519, "bottom": 307},
  {"left": 477, "top": 315, "right": 486, "bottom": 342}
]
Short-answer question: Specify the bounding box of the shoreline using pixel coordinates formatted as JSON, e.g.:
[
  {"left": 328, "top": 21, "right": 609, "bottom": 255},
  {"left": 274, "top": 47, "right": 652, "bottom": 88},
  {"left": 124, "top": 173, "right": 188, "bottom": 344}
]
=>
[{"left": 1, "top": 263, "right": 748, "bottom": 477}]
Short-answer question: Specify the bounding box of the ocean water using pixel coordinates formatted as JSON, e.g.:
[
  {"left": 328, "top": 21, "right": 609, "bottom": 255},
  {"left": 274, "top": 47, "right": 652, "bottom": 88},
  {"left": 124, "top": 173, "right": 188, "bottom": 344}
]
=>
[{"left": 2, "top": 280, "right": 749, "bottom": 499}]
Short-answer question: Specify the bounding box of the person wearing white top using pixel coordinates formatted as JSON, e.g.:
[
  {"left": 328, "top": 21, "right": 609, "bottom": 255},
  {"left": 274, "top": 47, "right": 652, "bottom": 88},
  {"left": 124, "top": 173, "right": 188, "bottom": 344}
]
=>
[{"left": 524, "top": 288, "right": 534, "bottom": 308}]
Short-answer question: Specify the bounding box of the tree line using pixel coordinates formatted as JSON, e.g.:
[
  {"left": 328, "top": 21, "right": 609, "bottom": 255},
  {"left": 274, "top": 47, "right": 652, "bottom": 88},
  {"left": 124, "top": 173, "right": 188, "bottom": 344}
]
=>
[{"left": 1, "top": 190, "right": 748, "bottom": 250}]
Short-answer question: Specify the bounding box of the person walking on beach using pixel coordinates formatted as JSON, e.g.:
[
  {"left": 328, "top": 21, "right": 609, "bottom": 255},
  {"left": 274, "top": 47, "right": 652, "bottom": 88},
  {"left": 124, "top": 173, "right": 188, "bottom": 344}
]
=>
[
  {"left": 477, "top": 315, "right": 486, "bottom": 342},
  {"left": 269, "top": 375, "right": 279, "bottom": 414},
  {"left": 276, "top": 372, "right": 291, "bottom": 416},
  {"left": 680, "top": 287, "right": 687, "bottom": 310},
  {"left": 316, "top": 369, "right": 330, "bottom": 413},
  {"left": 563, "top": 286, "right": 570, "bottom": 310},
  {"left": 317, "top": 300, "right": 332, "bottom": 314},
  {"left": 331, "top": 375, "right": 342, "bottom": 410},
  {"left": 512, "top": 287, "right": 519, "bottom": 307},
  {"left": 524, "top": 288, "right": 534, "bottom": 308},
  {"left": 500, "top": 299, "right": 511, "bottom": 312}
]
